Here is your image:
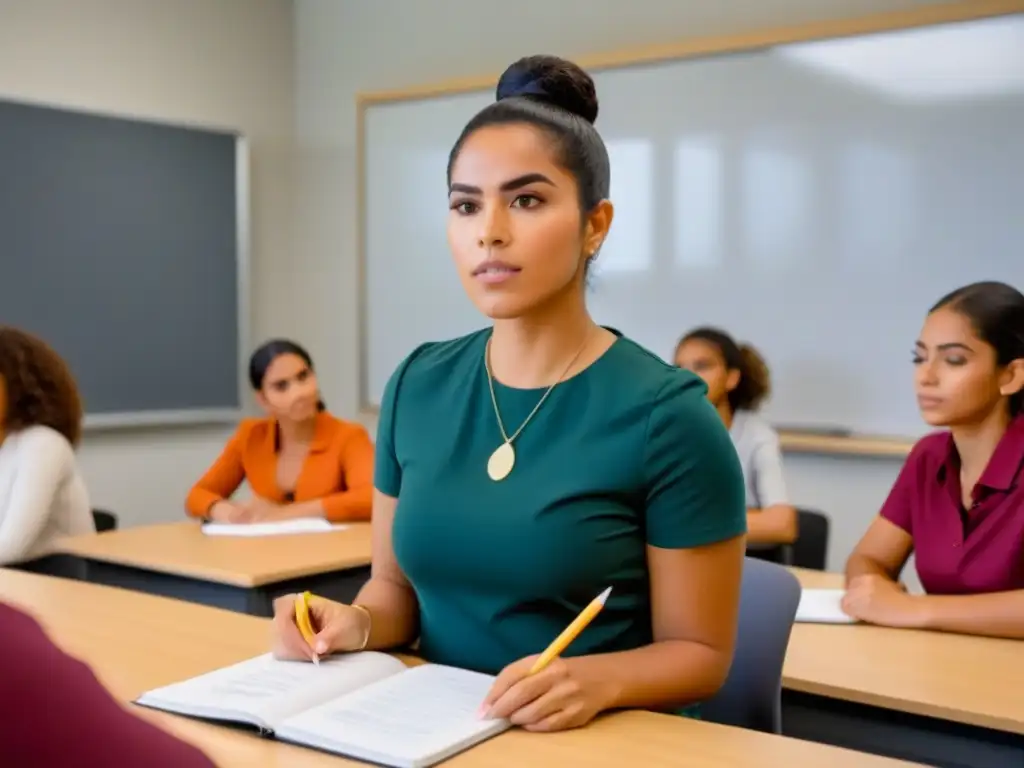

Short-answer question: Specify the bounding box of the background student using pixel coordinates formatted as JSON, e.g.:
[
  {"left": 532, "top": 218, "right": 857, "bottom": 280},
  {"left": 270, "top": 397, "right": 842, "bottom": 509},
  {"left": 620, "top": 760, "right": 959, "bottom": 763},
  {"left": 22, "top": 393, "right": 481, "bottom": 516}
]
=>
[
  {"left": 0, "top": 601, "right": 215, "bottom": 767},
  {"left": 186, "top": 339, "right": 374, "bottom": 524},
  {"left": 0, "top": 327, "right": 94, "bottom": 566},
  {"left": 845, "top": 281, "right": 1024, "bottom": 640},
  {"left": 271, "top": 54, "right": 747, "bottom": 731},
  {"left": 675, "top": 327, "right": 797, "bottom": 546}
]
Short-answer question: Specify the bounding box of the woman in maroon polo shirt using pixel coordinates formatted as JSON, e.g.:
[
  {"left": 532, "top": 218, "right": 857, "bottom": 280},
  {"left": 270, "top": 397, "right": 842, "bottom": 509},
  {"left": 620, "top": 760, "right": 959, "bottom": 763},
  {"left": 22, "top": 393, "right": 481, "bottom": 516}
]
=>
[{"left": 844, "top": 281, "right": 1024, "bottom": 640}]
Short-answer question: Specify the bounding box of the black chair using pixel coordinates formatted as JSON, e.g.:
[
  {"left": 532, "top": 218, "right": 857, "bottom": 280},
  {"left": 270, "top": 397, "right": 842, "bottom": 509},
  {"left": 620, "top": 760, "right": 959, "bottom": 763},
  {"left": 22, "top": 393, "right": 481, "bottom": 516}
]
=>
[
  {"left": 787, "top": 508, "right": 830, "bottom": 570},
  {"left": 92, "top": 509, "right": 118, "bottom": 533}
]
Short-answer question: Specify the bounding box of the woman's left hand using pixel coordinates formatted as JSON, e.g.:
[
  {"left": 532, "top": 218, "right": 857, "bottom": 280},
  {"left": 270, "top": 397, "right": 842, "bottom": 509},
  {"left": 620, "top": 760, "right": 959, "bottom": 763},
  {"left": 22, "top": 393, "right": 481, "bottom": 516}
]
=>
[
  {"left": 841, "top": 574, "right": 927, "bottom": 628},
  {"left": 480, "top": 655, "right": 616, "bottom": 732}
]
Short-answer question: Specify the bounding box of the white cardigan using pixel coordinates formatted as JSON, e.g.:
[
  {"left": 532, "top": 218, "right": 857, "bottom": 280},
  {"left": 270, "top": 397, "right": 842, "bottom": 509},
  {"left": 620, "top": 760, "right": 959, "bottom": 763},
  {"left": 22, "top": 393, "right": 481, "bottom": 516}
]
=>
[{"left": 0, "top": 425, "right": 94, "bottom": 565}]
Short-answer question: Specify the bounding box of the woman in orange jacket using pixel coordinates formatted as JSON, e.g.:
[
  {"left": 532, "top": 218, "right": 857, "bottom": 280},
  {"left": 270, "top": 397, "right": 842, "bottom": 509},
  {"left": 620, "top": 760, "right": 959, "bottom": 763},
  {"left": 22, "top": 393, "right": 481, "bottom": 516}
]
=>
[{"left": 186, "top": 340, "right": 373, "bottom": 524}]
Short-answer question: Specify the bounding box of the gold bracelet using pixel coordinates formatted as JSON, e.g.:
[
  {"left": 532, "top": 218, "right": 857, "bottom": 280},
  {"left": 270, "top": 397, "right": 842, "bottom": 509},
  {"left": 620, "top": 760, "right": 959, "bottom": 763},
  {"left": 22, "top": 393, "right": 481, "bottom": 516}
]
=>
[{"left": 350, "top": 603, "right": 372, "bottom": 651}]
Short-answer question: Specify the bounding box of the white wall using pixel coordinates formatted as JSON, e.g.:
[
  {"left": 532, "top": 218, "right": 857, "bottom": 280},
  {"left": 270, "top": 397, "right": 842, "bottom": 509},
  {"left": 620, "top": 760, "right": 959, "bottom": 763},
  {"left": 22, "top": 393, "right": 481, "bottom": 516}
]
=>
[
  {"left": 294, "top": 0, "right": 951, "bottom": 579},
  {"left": 0, "top": 0, "right": 295, "bottom": 526}
]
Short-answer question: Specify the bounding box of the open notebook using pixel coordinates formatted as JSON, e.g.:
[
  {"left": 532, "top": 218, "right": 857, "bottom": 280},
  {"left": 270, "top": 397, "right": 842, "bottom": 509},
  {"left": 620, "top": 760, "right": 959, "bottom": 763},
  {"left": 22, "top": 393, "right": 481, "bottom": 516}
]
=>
[
  {"left": 200, "top": 518, "right": 348, "bottom": 537},
  {"left": 795, "top": 588, "right": 857, "bottom": 624},
  {"left": 135, "top": 652, "right": 510, "bottom": 768}
]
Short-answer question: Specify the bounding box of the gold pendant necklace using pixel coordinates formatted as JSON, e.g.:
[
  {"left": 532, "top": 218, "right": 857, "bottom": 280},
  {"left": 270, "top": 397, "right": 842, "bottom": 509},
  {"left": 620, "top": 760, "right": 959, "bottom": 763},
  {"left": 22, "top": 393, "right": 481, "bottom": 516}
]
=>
[{"left": 485, "top": 330, "right": 592, "bottom": 481}]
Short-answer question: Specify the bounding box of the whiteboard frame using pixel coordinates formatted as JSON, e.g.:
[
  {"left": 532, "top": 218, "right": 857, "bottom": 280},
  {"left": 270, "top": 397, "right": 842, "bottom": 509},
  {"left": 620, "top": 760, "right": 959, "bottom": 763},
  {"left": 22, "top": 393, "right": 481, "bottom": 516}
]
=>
[
  {"left": 355, "top": 0, "right": 1024, "bottom": 458},
  {"left": 0, "top": 97, "right": 251, "bottom": 430}
]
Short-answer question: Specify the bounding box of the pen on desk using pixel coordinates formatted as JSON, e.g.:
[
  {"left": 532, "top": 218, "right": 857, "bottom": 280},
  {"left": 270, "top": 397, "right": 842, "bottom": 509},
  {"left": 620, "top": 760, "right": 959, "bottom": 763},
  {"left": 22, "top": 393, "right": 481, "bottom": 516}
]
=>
[
  {"left": 295, "top": 591, "right": 320, "bottom": 666},
  {"left": 529, "top": 586, "right": 612, "bottom": 675}
]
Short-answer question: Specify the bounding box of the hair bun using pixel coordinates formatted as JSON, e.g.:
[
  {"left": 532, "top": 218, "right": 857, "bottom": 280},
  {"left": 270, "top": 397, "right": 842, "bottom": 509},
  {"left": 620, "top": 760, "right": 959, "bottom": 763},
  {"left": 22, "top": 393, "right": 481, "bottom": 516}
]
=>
[{"left": 496, "top": 55, "right": 599, "bottom": 124}]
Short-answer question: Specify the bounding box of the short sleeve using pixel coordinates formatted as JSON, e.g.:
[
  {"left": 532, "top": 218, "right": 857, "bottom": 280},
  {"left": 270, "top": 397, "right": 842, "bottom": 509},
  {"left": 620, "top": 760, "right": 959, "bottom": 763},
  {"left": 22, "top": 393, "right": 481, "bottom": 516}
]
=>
[
  {"left": 878, "top": 440, "right": 930, "bottom": 534},
  {"left": 373, "top": 344, "right": 433, "bottom": 498},
  {"left": 644, "top": 375, "right": 748, "bottom": 549},
  {"left": 751, "top": 432, "right": 789, "bottom": 508}
]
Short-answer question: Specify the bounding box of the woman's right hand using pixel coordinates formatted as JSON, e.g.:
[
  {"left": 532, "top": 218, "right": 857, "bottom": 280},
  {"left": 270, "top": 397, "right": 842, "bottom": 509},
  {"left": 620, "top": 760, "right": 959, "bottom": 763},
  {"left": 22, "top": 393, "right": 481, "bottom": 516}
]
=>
[
  {"left": 271, "top": 594, "right": 371, "bottom": 662},
  {"left": 208, "top": 501, "right": 250, "bottom": 524}
]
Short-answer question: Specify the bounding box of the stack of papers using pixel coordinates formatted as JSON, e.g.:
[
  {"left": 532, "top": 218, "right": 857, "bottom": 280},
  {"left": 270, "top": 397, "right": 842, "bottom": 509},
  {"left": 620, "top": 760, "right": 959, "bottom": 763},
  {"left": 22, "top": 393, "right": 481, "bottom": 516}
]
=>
[{"left": 200, "top": 518, "right": 349, "bottom": 537}]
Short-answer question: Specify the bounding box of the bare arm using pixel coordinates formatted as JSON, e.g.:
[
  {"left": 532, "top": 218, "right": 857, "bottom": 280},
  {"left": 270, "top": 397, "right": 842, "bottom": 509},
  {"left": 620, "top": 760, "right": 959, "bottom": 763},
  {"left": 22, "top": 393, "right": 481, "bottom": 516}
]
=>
[
  {"left": 575, "top": 535, "right": 745, "bottom": 709},
  {"left": 845, "top": 516, "right": 914, "bottom": 585},
  {"left": 352, "top": 490, "right": 419, "bottom": 649},
  {"left": 917, "top": 591, "right": 1024, "bottom": 639},
  {"left": 745, "top": 504, "right": 798, "bottom": 545}
]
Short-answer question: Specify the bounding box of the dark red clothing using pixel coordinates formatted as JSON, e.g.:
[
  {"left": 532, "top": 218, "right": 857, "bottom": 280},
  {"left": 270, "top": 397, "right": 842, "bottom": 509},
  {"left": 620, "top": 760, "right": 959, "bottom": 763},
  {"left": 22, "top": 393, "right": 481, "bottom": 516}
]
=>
[
  {"left": 0, "top": 601, "right": 215, "bottom": 767},
  {"left": 880, "top": 416, "right": 1024, "bottom": 595}
]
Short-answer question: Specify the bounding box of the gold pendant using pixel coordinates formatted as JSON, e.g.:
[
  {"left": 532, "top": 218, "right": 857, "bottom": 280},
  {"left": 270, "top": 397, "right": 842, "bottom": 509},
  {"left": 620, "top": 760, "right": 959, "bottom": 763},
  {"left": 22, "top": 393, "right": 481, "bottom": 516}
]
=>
[{"left": 487, "top": 441, "right": 515, "bottom": 481}]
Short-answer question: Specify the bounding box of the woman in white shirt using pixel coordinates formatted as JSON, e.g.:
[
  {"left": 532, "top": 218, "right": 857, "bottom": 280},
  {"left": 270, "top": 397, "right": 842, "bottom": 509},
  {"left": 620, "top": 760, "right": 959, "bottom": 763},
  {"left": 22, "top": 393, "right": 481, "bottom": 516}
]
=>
[
  {"left": 0, "top": 328, "right": 93, "bottom": 566},
  {"left": 675, "top": 327, "right": 797, "bottom": 545}
]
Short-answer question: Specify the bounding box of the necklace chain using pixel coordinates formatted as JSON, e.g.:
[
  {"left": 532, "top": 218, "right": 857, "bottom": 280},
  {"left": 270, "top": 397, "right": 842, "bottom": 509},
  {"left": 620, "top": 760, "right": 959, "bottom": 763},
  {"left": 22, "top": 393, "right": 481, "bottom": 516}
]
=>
[{"left": 485, "top": 330, "right": 592, "bottom": 446}]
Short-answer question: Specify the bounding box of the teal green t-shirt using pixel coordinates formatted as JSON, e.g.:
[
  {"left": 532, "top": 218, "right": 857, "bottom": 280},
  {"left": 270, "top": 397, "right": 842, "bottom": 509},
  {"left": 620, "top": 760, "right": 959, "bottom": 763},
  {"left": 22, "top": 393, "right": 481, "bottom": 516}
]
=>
[{"left": 375, "top": 328, "right": 746, "bottom": 694}]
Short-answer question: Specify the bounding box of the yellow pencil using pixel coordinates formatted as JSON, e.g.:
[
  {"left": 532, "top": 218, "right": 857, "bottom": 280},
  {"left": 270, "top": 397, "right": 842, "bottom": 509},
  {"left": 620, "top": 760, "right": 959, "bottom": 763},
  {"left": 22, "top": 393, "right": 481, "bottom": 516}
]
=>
[
  {"left": 529, "top": 587, "right": 612, "bottom": 675},
  {"left": 295, "top": 591, "right": 320, "bottom": 666}
]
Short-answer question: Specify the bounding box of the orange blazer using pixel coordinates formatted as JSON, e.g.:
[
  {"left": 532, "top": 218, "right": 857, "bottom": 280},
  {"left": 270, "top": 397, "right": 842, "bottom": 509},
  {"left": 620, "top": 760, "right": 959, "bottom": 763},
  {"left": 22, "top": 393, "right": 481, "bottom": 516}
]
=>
[{"left": 185, "top": 413, "right": 374, "bottom": 522}]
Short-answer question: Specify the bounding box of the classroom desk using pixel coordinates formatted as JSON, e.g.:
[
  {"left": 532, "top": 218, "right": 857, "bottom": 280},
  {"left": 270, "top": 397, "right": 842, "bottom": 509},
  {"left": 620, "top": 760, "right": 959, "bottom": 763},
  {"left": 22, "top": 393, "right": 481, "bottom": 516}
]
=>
[
  {"left": 54, "top": 521, "right": 372, "bottom": 618},
  {"left": 0, "top": 569, "right": 920, "bottom": 768},
  {"left": 783, "top": 568, "right": 1024, "bottom": 768}
]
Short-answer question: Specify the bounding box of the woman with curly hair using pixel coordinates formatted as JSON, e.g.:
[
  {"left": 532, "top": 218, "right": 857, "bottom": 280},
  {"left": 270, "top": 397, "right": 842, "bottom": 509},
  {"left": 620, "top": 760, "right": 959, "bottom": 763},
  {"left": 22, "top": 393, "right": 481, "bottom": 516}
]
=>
[
  {"left": 0, "top": 327, "right": 93, "bottom": 565},
  {"left": 675, "top": 327, "right": 797, "bottom": 546}
]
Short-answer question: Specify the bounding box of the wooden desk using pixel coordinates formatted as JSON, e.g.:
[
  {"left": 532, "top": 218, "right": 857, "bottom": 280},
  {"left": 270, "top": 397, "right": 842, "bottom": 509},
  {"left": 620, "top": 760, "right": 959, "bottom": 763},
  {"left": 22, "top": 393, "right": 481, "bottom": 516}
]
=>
[
  {"left": 0, "top": 569, "right": 918, "bottom": 768},
  {"left": 53, "top": 521, "right": 372, "bottom": 617},
  {"left": 783, "top": 568, "right": 1024, "bottom": 768}
]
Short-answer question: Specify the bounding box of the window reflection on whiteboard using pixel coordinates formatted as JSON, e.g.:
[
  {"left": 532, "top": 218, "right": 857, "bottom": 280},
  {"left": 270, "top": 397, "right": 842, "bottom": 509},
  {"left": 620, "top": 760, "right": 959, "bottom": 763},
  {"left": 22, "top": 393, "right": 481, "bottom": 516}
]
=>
[
  {"left": 740, "top": 146, "right": 811, "bottom": 269},
  {"left": 674, "top": 138, "right": 723, "bottom": 268},
  {"left": 837, "top": 142, "right": 916, "bottom": 269},
  {"left": 776, "top": 15, "right": 1024, "bottom": 104},
  {"left": 599, "top": 139, "right": 653, "bottom": 273}
]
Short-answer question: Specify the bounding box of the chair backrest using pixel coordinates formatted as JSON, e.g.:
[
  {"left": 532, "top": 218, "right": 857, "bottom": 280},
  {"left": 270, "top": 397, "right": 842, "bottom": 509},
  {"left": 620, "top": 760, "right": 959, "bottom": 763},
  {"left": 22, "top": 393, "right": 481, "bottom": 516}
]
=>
[
  {"left": 92, "top": 509, "right": 118, "bottom": 533},
  {"left": 701, "top": 557, "right": 801, "bottom": 734},
  {"left": 791, "top": 508, "right": 830, "bottom": 571}
]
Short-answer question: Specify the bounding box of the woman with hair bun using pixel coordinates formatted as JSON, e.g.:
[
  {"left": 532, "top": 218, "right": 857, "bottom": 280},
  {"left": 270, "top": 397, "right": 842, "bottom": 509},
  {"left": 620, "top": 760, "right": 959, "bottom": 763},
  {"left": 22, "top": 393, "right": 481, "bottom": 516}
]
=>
[
  {"left": 675, "top": 327, "right": 797, "bottom": 546},
  {"left": 271, "top": 55, "right": 746, "bottom": 730}
]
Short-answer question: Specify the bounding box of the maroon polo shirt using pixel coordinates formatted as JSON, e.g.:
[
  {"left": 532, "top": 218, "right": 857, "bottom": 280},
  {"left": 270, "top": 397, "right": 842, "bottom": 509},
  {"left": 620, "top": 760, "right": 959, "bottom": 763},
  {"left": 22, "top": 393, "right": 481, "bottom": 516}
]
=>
[
  {"left": 0, "top": 601, "right": 216, "bottom": 767},
  {"left": 880, "top": 415, "right": 1024, "bottom": 595}
]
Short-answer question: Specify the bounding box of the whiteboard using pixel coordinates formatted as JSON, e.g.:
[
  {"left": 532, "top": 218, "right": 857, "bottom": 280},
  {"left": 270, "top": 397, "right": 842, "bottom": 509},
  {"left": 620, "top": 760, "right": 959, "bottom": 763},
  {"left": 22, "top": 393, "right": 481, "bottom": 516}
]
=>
[{"left": 362, "top": 13, "right": 1024, "bottom": 438}]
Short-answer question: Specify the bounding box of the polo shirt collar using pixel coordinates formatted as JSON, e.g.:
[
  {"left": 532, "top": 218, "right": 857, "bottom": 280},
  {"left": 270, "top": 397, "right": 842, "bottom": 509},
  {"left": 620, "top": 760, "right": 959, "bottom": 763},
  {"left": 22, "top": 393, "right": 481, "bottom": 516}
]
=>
[{"left": 939, "top": 415, "right": 1024, "bottom": 491}]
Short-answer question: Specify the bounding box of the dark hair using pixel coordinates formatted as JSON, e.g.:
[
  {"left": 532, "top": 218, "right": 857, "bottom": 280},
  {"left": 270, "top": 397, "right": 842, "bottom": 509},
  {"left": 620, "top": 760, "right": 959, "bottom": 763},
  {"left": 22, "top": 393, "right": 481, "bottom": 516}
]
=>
[
  {"left": 0, "top": 327, "right": 83, "bottom": 446},
  {"left": 930, "top": 280, "right": 1024, "bottom": 417},
  {"left": 248, "top": 339, "right": 325, "bottom": 412},
  {"left": 678, "top": 326, "right": 771, "bottom": 412},
  {"left": 447, "top": 55, "right": 610, "bottom": 244}
]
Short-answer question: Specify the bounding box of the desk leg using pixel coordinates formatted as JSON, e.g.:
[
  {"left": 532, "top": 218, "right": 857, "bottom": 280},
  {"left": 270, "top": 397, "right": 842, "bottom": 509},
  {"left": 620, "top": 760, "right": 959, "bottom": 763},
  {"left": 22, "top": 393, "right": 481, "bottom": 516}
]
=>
[{"left": 782, "top": 690, "right": 1024, "bottom": 768}]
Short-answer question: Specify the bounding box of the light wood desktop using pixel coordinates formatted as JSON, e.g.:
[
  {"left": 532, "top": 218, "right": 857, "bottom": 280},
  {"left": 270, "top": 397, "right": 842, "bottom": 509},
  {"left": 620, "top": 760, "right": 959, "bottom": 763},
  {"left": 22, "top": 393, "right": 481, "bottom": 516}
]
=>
[
  {"left": 784, "top": 568, "right": 1024, "bottom": 767},
  {"left": 55, "top": 520, "right": 372, "bottom": 617},
  {"left": 0, "top": 569, "right": 918, "bottom": 768}
]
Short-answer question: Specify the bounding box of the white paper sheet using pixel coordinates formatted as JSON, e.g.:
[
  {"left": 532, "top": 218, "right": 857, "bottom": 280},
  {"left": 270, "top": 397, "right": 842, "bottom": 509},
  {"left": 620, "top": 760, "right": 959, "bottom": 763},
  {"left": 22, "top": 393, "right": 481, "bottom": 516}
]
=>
[
  {"left": 201, "top": 518, "right": 348, "bottom": 537},
  {"left": 795, "top": 588, "right": 857, "bottom": 624}
]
